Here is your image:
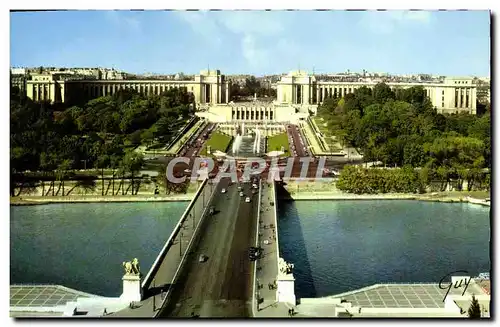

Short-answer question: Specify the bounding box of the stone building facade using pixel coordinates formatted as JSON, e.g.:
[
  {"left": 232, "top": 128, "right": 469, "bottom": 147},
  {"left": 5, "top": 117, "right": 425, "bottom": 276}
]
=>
[
  {"left": 277, "top": 70, "right": 477, "bottom": 115},
  {"left": 18, "top": 68, "right": 477, "bottom": 122},
  {"left": 24, "top": 69, "right": 230, "bottom": 106}
]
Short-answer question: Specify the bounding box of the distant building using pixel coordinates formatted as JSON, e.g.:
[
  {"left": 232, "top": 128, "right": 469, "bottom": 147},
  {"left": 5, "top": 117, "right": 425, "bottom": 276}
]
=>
[
  {"left": 23, "top": 69, "right": 230, "bottom": 105},
  {"left": 15, "top": 67, "right": 479, "bottom": 118},
  {"left": 10, "top": 67, "right": 26, "bottom": 75},
  {"left": 276, "top": 70, "right": 477, "bottom": 115}
]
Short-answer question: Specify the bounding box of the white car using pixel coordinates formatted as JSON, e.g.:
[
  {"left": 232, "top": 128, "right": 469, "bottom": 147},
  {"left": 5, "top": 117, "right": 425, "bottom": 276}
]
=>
[
  {"left": 252, "top": 184, "right": 258, "bottom": 189},
  {"left": 240, "top": 192, "right": 244, "bottom": 197},
  {"left": 245, "top": 197, "right": 251, "bottom": 203},
  {"left": 221, "top": 188, "right": 226, "bottom": 194}
]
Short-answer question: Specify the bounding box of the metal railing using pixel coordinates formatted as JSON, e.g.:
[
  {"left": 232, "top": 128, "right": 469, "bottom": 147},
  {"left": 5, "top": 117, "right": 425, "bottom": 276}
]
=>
[
  {"left": 141, "top": 178, "right": 209, "bottom": 291},
  {"left": 252, "top": 179, "right": 263, "bottom": 316},
  {"left": 152, "top": 179, "right": 219, "bottom": 317}
]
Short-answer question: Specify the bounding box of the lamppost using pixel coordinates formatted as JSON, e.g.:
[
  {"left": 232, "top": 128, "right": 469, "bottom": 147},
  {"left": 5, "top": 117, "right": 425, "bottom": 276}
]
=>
[
  {"left": 152, "top": 279, "right": 156, "bottom": 312},
  {"left": 179, "top": 232, "right": 183, "bottom": 257}
]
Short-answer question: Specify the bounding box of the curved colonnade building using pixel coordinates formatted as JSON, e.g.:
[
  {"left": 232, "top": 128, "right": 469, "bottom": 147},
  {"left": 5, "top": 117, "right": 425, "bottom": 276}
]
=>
[{"left": 19, "top": 69, "right": 477, "bottom": 123}]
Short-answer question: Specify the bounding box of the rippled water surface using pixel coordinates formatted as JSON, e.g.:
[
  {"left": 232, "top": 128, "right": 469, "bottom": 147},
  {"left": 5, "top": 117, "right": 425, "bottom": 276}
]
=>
[
  {"left": 277, "top": 200, "right": 490, "bottom": 298},
  {"left": 10, "top": 200, "right": 490, "bottom": 299},
  {"left": 10, "top": 202, "right": 187, "bottom": 296}
]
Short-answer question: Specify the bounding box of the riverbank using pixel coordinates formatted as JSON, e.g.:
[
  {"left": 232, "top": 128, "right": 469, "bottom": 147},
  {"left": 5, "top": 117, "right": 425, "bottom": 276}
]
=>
[
  {"left": 10, "top": 186, "right": 490, "bottom": 207},
  {"left": 279, "top": 181, "right": 490, "bottom": 206},
  {"left": 280, "top": 191, "right": 490, "bottom": 206},
  {"left": 10, "top": 194, "right": 195, "bottom": 206}
]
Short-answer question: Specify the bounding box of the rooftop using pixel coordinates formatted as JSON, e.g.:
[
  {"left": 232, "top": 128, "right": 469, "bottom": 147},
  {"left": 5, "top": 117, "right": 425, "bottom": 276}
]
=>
[
  {"left": 331, "top": 282, "right": 487, "bottom": 309},
  {"left": 10, "top": 284, "right": 100, "bottom": 309}
]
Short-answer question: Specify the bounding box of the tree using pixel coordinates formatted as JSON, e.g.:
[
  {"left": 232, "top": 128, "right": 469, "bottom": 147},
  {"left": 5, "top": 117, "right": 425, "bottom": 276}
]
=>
[
  {"left": 468, "top": 294, "right": 481, "bottom": 318},
  {"left": 55, "top": 159, "right": 73, "bottom": 196},
  {"left": 120, "top": 151, "right": 144, "bottom": 195},
  {"left": 244, "top": 76, "right": 261, "bottom": 96},
  {"left": 372, "top": 83, "right": 395, "bottom": 104},
  {"left": 95, "top": 155, "right": 110, "bottom": 196}
]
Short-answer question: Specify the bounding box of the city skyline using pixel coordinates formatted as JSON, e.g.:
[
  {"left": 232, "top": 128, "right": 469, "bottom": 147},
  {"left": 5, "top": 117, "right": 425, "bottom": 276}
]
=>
[{"left": 10, "top": 10, "right": 491, "bottom": 77}]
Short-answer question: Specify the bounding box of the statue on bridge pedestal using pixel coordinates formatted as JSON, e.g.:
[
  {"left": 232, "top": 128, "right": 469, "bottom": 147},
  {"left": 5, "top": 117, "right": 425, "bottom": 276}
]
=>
[
  {"left": 121, "top": 258, "right": 142, "bottom": 303},
  {"left": 278, "top": 257, "right": 294, "bottom": 275},
  {"left": 123, "top": 258, "right": 141, "bottom": 276}
]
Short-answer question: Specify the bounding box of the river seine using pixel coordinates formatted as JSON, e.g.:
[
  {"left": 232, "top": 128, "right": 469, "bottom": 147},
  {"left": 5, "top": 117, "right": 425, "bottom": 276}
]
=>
[
  {"left": 10, "top": 200, "right": 490, "bottom": 298},
  {"left": 278, "top": 200, "right": 490, "bottom": 298}
]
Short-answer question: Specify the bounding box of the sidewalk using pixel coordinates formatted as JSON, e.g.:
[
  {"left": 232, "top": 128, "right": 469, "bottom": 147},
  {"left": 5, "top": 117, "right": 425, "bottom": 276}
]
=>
[{"left": 253, "top": 182, "right": 289, "bottom": 318}]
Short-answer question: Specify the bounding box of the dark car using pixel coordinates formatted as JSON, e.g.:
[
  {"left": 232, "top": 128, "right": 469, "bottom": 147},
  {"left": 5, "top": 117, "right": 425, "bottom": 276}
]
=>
[{"left": 249, "top": 247, "right": 262, "bottom": 260}]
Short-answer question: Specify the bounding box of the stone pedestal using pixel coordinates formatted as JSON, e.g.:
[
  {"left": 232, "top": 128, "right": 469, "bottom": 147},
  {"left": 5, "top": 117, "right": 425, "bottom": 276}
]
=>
[
  {"left": 277, "top": 257, "right": 297, "bottom": 305},
  {"left": 277, "top": 274, "right": 296, "bottom": 305},
  {"left": 120, "top": 274, "right": 142, "bottom": 302}
]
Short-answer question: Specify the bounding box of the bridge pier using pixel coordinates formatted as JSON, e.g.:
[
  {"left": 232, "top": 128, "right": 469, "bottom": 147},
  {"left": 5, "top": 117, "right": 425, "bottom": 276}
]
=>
[
  {"left": 120, "top": 274, "right": 142, "bottom": 303},
  {"left": 277, "top": 258, "right": 296, "bottom": 305}
]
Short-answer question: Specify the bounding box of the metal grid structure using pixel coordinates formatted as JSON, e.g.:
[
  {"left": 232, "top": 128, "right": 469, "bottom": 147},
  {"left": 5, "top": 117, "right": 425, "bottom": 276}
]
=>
[
  {"left": 336, "top": 284, "right": 484, "bottom": 309},
  {"left": 10, "top": 285, "right": 95, "bottom": 308}
]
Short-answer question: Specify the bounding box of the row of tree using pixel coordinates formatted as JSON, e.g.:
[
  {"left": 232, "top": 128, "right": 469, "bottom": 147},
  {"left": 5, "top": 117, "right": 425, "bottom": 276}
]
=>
[
  {"left": 336, "top": 165, "right": 490, "bottom": 195},
  {"left": 317, "top": 84, "right": 491, "bottom": 176},
  {"left": 230, "top": 76, "right": 277, "bottom": 100},
  {"left": 10, "top": 86, "right": 194, "bottom": 175}
]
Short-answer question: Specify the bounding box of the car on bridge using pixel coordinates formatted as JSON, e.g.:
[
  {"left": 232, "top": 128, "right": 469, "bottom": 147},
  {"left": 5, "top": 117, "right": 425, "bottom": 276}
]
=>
[
  {"left": 199, "top": 254, "right": 208, "bottom": 263},
  {"left": 249, "top": 247, "right": 262, "bottom": 261}
]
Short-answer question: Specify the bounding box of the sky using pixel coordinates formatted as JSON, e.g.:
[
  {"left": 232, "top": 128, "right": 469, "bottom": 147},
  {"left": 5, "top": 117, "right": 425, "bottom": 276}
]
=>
[{"left": 10, "top": 10, "right": 491, "bottom": 77}]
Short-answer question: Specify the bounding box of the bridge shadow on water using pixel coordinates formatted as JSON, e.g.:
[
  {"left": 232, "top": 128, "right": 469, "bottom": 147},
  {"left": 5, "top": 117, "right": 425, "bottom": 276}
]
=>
[
  {"left": 276, "top": 182, "right": 317, "bottom": 300},
  {"left": 143, "top": 283, "right": 173, "bottom": 299}
]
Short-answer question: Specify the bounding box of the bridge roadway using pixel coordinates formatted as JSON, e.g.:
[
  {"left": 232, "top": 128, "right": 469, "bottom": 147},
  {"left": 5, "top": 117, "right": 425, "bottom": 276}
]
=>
[{"left": 159, "top": 178, "right": 259, "bottom": 317}]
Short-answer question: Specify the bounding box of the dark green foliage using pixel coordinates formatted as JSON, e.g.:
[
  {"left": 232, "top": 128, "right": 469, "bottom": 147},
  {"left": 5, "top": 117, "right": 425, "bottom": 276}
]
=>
[
  {"left": 317, "top": 83, "right": 491, "bottom": 194},
  {"left": 468, "top": 295, "right": 481, "bottom": 318},
  {"left": 336, "top": 165, "right": 422, "bottom": 194},
  {"left": 317, "top": 84, "right": 491, "bottom": 171},
  {"left": 230, "top": 76, "right": 276, "bottom": 99},
  {"left": 10, "top": 86, "right": 194, "bottom": 174}
]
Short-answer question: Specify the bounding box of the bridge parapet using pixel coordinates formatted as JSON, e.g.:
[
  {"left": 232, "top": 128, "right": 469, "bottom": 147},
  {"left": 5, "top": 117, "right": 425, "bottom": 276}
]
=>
[
  {"left": 141, "top": 178, "right": 218, "bottom": 295},
  {"left": 272, "top": 181, "right": 296, "bottom": 306}
]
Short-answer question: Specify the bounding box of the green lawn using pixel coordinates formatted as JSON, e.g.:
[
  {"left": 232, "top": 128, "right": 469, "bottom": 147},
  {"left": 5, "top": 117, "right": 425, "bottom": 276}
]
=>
[
  {"left": 267, "top": 132, "right": 290, "bottom": 156},
  {"left": 200, "top": 132, "right": 233, "bottom": 156}
]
